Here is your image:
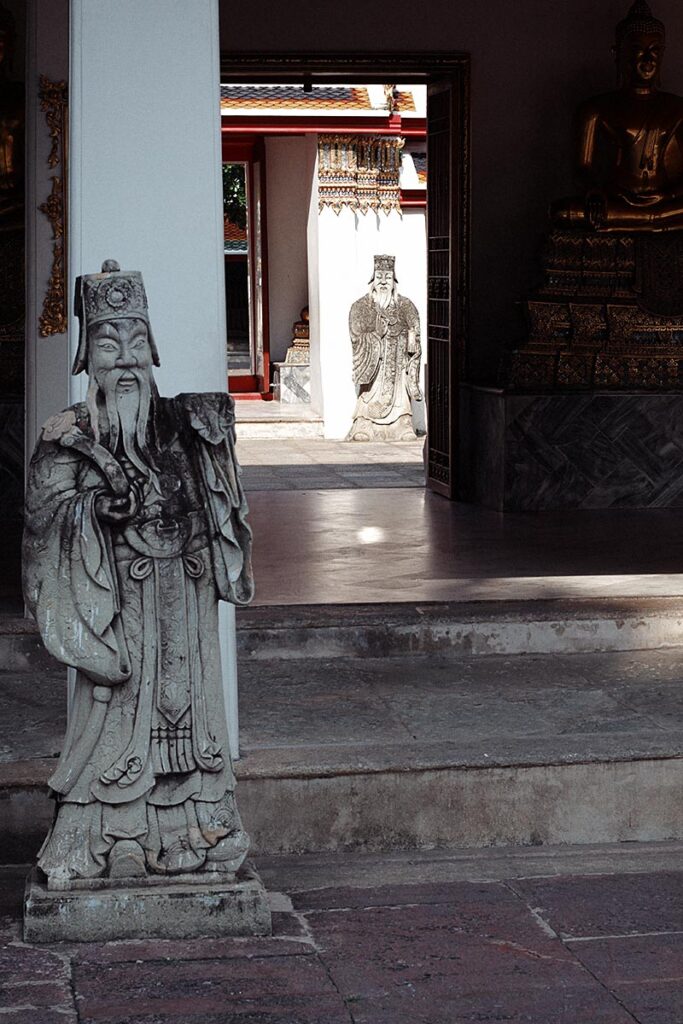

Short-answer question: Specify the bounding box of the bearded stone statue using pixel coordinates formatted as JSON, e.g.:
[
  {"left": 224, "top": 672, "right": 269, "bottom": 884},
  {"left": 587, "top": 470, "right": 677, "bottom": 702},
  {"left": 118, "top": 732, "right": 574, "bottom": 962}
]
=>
[
  {"left": 347, "top": 254, "right": 422, "bottom": 441},
  {"left": 23, "top": 260, "right": 254, "bottom": 894}
]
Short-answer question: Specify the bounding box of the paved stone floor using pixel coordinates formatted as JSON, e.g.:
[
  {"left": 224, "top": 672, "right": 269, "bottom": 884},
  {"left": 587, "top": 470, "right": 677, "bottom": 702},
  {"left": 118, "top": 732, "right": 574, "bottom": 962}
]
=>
[
  {"left": 237, "top": 438, "right": 425, "bottom": 490},
  {"left": 1, "top": 843, "right": 681, "bottom": 1023}
]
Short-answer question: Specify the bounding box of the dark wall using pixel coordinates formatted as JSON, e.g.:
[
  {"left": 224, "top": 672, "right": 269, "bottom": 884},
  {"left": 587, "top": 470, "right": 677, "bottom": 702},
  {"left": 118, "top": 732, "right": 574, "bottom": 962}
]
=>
[{"left": 219, "top": 0, "right": 683, "bottom": 382}]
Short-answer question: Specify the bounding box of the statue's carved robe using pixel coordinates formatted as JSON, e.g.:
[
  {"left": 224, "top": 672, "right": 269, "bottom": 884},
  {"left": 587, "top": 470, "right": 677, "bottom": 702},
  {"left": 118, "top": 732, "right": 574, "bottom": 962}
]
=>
[
  {"left": 23, "top": 393, "right": 253, "bottom": 882},
  {"left": 348, "top": 294, "right": 422, "bottom": 440}
]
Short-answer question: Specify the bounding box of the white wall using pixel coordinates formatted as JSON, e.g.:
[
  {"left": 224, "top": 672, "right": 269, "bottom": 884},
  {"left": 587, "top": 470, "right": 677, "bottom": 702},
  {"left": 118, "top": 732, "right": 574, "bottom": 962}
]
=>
[
  {"left": 315, "top": 205, "right": 427, "bottom": 439},
  {"left": 69, "top": 0, "right": 226, "bottom": 401},
  {"left": 25, "top": 0, "right": 70, "bottom": 458},
  {"left": 265, "top": 136, "right": 312, "bottom": 365},
  {"left": 68, "top": 0, "right": 240, "bottom": 758}
]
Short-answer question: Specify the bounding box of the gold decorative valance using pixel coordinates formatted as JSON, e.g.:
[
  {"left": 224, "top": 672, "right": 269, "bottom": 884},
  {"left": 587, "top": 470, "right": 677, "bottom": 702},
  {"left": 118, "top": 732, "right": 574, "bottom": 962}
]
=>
[
  {"left": 38, "top": 76, "right": 68, "bottom": 337},
  {"left": 318, "top": 135, "right": 404, "bottom": 215}
]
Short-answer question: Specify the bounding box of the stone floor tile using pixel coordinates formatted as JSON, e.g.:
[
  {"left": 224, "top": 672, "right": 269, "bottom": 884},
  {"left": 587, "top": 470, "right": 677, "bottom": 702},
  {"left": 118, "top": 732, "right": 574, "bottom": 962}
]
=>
[
  {"left": 606, "top": 980, "right": 683, "bottom": 1024},
  {"left": 567, "top": 931, "right": 683, "bottom": 1022},
  {"left": 74, "top": 955, "right": 346, "bottom": 1023},
  {"left": 0, "top": 979, "right": 73, "bottom": 1009},
  {"left": 59, "top": 933, "right": 311, "bottom": 966},
  {"left": 0, "top": 1012, "right": 78, "bottom": 1024},
  {"left": 307, "top": 907, "right": 630, "bottom": 1024},
  {"left": 0, "top": 939, "right": 70, "bottom": 983},
  {"left": 511, "top": 871, "right": 683, "bottom": 938},
  {"left": 567, "top": 931, "right": 683, "bottom": 984}
]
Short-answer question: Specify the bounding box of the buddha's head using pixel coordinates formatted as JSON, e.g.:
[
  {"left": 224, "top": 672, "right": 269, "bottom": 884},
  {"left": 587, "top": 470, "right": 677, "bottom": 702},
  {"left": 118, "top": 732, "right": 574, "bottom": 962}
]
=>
[{"left": 614, "top": 1, "right": 665, "bottom": 89}]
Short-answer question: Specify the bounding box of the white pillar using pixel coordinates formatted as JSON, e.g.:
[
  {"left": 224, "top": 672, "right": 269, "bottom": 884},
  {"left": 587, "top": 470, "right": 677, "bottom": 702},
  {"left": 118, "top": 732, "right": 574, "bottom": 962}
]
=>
[
  {"left": 69, "top": 0, "right": 240, "bottom": 757},
  {"left": 25, "top": 0, "right": 70, "bottom": 461}
]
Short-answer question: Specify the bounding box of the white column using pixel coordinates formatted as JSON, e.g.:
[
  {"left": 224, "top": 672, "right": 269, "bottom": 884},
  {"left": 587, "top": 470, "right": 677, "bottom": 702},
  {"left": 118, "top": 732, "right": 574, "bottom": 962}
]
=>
[
  {"left": 25, "top": 0, "right": 70, "bottom": 461},
  {"left": 69, "top": 0, "right": 240, "bottom": 757}
]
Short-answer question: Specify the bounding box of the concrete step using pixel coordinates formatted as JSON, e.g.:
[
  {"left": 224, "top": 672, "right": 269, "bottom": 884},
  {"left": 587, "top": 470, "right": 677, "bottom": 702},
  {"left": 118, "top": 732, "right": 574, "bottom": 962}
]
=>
[
  {"left": 236, "top": 597, "right": 683, "bottom": 660},
  {"left": 7, "top": 597, "right": 683, "bottom": 672},
  {"left": 2, "top": 647, "right": 682, "bottom": 862}
]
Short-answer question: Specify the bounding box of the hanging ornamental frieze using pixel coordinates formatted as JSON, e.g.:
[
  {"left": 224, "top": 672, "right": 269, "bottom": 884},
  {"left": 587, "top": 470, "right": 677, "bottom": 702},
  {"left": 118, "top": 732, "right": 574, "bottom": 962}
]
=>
[
  {"left": 318, "top": 135, "right": 404, "bottom": 215},
  {"left": 38, "top": 75, "right": 68, "bottom": 337}
]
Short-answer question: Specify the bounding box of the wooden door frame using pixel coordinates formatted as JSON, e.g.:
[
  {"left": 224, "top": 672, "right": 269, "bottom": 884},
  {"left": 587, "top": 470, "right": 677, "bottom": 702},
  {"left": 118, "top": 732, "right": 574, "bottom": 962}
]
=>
[
  {"left": 222, "top": 135, "right": 271, "bottom": 395},
  {"left": 220, "top": 52, "right": 471, "bottom": 496}
]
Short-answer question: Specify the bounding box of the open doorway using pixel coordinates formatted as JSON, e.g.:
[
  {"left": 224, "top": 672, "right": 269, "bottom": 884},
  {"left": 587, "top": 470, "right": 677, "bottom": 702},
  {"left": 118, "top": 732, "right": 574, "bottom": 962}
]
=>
[
  {"left": 220, "top": 53, "right": 470, "bottom": 501},
  {"left": 221, "top": 80, "right": 429, "bottom": 493}
]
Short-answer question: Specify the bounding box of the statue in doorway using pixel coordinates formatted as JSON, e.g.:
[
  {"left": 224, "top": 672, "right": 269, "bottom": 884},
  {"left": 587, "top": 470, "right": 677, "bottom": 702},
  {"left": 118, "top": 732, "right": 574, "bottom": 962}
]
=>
[
  {"left": 23, "top": 260, "right": 254, "bottom": 887},
  {"left": 347, "top": 254, "right": 422, "bottom": 441}
]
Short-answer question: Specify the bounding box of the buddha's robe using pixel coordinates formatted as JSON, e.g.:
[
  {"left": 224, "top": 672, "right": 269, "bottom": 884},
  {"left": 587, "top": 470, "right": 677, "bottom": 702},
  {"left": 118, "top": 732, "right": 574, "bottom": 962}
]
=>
[{"left": 23, "top": 392, "right": 253, "bottom": 883}]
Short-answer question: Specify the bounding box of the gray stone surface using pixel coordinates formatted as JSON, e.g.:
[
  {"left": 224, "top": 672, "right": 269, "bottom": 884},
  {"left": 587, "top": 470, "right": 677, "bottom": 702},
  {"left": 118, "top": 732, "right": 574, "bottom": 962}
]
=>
[
  {"left": 347, "top": 256, "right": 422, "bottom": 441},
  {"left": 464, "top": 385, "right": 683, "bottom": 510},
  {"left": 21, "top": 261, "right": 258, "bottom": 903},
  {"left": 237, "top": 597, "right": 683, "bottom": 659},
  {"left": 23, "top": 864, "right": 271, "bottom": 943},
  {"left": 237, "top": 437, "right": 425, "bottom": 490},
  {"left": 5, "top": 645, "right": 683, "bottom": 858},
  {"left": 272, "top": 361, "right": 311, "bottom": 404}
]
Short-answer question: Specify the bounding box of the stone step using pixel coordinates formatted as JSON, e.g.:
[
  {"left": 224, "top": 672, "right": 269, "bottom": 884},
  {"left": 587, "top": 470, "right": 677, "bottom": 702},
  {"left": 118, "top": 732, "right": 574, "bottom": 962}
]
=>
[
  {"left": 236, "top": 597, "right": 683, "bottom": 660},
  {"left": 2, "top": 647, "right": 682, "bottom": 863},
  {"left": 6, "top": 596, "right": 683, "bottom": 673}
]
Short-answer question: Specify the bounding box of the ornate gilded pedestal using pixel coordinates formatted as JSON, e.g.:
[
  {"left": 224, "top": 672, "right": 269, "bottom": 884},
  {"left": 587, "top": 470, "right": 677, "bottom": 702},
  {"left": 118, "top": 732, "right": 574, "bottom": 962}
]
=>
[{"left": 508, "top": 230, "right": 683, "bottom": 391}]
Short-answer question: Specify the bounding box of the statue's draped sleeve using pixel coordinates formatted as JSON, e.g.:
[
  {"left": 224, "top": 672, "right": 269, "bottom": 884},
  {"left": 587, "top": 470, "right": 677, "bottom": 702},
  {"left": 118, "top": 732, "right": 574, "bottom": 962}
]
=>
[
  {"left": 175, "top": 393, "right": 254, "bottom": 606},
  {"left": 22, "top": 425, "right": 131, "bottom": 686},
  {"left": 402, "top": 296, "right": 423, "bottom": 401},
  {"left": 349, "top": 296, "right": 382, "bottom": 393}
]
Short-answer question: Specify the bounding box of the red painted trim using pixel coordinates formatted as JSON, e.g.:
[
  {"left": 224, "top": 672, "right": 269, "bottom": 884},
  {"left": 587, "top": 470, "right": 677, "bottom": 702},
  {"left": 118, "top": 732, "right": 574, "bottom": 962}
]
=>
[
  {"left": 221, "top": 116, "right": 426, "bottom": 138},
  {"left": 258, "top": 148, "right": 271, "bottom": 394},
  {"left": 400, "top": 189, "right": 427, "bottom": 208},
  {"left": 230, "top": 374, "right": 259, "bottom": 392},
  {"left": 224, "top": 137, "right": 271, "bottom": 397},
  {"left": 233, "top": 391, "right": 274, "bottom": 401}
]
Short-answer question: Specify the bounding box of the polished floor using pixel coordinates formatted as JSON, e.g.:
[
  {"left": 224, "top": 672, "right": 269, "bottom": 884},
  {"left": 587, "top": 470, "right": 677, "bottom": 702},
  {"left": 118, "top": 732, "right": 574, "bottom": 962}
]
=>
[{"left": 246, "top": 484, "right": 683, "bottom": 606}]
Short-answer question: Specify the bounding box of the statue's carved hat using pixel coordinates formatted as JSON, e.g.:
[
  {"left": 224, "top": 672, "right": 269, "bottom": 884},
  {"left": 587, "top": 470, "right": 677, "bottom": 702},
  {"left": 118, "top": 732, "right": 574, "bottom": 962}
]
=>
[
  {"left": 369, "top": 254, "right": 398, "bottom": 282},
  {"left": 72, "top": 259, "right": 160, "bottom": 375},
  {"left": 616, "top": 1, "right": 665, "bottom": 46}
]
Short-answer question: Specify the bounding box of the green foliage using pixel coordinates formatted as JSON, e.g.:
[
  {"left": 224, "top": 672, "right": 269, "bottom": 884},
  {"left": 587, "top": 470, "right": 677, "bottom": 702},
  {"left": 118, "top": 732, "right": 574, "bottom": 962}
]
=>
[{"left": 223, "top": 163, "right": 247, "bottom": 231}]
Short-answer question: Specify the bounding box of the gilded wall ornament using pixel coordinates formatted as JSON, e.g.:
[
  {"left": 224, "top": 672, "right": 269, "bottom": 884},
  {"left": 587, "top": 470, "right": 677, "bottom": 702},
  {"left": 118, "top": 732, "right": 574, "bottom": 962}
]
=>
[{"left": 38, "top": 76, "right": 68, "bottom": 337}]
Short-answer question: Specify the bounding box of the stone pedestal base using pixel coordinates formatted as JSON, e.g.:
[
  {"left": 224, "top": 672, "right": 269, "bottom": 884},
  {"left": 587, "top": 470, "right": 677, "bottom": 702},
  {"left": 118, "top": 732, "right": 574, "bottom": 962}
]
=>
[
  {"left": 272, "top": 362, "right": 311, "bottom": 404},
  {"left": 462, "top": 385, "right": 683, "bottom": 511},
  {"left": 23, "top": 863, "right": 272, "bottom": 943}
]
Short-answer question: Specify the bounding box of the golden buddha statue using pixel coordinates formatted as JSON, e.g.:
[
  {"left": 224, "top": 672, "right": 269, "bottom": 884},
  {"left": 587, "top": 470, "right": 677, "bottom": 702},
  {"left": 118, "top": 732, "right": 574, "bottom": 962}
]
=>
[
  {"left": 552, "top": 0, "right": 683, "bottom": 233},
  {"left": 506, "top": 1, "right": 683, "bottom": 390}
]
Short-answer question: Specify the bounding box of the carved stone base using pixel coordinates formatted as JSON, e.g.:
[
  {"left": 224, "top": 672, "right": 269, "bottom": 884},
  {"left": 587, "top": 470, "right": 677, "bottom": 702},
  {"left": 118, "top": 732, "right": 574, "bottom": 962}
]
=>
[
  {"left": 347, "top": 413, "right": 417, "bottom": 442},
  {"left": 272, "top": 361, "right": 311, "bottom": 404},
  {"left": 462, "top": 384, "right": 683, "bottom": 511},
  {"left": 23, "top": 862, "right": 272, "bottom": 943}
]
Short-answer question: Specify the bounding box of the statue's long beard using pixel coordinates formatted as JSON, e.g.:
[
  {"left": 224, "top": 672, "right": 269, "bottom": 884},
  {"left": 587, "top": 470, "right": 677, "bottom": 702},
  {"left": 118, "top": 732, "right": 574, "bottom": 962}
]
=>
[
  {"left": 87, "top": 367, "right": 160, "bottom": 487},
  {"left": 371, "top": 282, "right": 397, "bottom": 309}
]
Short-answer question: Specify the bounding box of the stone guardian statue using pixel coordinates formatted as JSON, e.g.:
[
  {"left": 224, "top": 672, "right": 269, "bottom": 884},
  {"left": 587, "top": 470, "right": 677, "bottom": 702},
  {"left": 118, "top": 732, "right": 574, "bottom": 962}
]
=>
[
  {"left": 23, "top": 261, "right": 260, "bottom": 927},
  {"left": 347, "top": 254, "right": 422, "bottom": 441}
]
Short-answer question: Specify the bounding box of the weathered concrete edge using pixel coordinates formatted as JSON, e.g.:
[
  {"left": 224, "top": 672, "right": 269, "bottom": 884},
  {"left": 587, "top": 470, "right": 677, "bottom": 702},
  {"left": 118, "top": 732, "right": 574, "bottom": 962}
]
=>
[
  {"left": 23, "top": 865, "right": 272, "bottom": 943},
  {"left": 5, "top": 756, "right": 682, "bottom": 862},
  {"left": 236, "top": 601, "right": 683, "bottom": 660},
  {"left": 239, "top": 756, "right": 683, "bottom": 855}
]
